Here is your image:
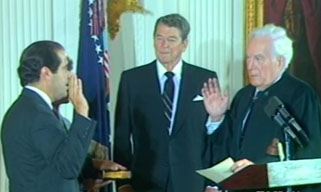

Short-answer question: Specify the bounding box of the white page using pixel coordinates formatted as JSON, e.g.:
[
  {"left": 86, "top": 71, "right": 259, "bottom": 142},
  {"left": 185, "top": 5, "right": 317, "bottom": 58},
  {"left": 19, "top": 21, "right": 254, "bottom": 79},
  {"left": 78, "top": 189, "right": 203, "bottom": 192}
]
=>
[{"left": 196, "top": 157, "right": 234, "bottom": 183}]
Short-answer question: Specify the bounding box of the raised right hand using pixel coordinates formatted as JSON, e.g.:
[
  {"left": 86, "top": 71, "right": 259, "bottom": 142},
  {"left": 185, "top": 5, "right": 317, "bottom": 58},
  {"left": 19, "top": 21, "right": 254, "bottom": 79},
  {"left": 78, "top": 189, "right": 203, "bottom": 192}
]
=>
[
  {"left": 202, "top": 78, "right": 229, "bottom": 122},
  {"left": 68, "top": 74, "right": 89, "bottom": 117}
]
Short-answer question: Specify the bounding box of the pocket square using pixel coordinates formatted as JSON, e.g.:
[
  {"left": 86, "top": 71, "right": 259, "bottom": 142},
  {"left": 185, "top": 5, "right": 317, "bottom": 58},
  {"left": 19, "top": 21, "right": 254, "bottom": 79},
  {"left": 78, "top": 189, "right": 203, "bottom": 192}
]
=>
[{"left": 193, "top": 95, "right": 203, "bottom": 101}]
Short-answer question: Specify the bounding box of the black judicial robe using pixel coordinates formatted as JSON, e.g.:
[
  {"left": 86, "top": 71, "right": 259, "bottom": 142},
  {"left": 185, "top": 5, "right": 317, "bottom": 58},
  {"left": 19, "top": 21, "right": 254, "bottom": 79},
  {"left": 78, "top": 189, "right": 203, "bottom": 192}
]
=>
[{"left": 211, "top": 72, "right": 321, "bottom": 192}]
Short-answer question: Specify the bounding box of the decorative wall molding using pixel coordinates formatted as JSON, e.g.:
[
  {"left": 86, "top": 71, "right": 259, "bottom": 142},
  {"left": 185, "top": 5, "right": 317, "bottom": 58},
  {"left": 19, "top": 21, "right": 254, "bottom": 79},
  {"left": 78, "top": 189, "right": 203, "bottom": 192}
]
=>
[
  {"left": 0, "top": 0, "right": 80, "bottom": 191},
  {"left": 0, "top": 1, "right": 245, "bottom": 192}
]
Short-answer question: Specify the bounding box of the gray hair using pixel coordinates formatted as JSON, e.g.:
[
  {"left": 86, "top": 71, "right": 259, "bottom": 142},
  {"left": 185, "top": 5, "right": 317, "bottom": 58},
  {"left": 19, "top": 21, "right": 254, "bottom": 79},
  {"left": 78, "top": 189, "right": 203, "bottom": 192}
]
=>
[
  {"left": 250, "top": 24, "right": 293, "bottom": 68},
  {"left": 153, "top": 14, "right": 190, "bottom": 41}
]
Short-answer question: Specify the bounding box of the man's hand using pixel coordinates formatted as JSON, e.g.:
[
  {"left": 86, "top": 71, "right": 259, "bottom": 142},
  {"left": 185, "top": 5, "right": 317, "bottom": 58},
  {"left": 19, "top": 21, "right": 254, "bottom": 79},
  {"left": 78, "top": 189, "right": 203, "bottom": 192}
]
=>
[
  {"left": 92, "top": 159, "right": 127, "bottom": 171},
  {"left": 202, "top": 78, "right": 228, "bottom": 122},
  {"left": 204, "top": 188, "right": 220, "bottom": 192},
  {"left": 68, "top": 74, "right": 89, "bottom": 117},
  {"left": 231, "top": 159, "right": 254, "bottom": 173},
  {"left": 118, "top": 185, "right": 135, "bottom": 192},
  {"left": 83, "top": 160, "right": 127, "bottom": 190},
  {"left": 83, "top": 178, "right": 112, "bottom": 190}
]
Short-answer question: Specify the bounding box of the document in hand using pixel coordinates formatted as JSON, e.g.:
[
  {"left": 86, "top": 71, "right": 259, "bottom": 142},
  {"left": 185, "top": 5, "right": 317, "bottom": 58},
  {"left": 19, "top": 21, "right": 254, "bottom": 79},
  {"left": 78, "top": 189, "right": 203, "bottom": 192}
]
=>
[{"left": 196, "top": 157, "right": 234, "bottom": 183}]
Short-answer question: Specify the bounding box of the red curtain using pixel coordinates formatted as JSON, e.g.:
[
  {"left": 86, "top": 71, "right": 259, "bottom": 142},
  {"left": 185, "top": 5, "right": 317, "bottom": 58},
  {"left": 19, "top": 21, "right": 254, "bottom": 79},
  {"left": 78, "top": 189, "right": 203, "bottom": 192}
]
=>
[
  {"left": 301, "top": 1, "right": 321, "bottom": 97},
  {"left": 264, "top": 0, "right": 287, "bottom": 25},
  {"left": 264, "top": 0, "right": 321, "bottom": 98}
]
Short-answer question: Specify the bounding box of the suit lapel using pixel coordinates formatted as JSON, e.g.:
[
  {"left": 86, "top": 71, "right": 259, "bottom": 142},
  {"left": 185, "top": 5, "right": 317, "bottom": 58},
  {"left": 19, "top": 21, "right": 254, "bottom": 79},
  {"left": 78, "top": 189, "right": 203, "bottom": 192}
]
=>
[
  {"left": 146, "top": 61, "right": 169, "bottom": 130},
  {"left": 23, "top": 89, "right": 68, "bottom": 134},
  {"left": 171, "top": 63, "right": 195, "bottom": 136},
  {"left": 146, "top": 60, "right": 162, "bottom": 99}
]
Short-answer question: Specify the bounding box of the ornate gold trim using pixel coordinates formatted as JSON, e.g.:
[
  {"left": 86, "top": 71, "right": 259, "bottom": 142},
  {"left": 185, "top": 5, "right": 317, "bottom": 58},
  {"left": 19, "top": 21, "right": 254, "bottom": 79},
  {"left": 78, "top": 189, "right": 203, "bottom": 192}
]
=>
[
  {"left": 246, "top": 0, "right": 264, "bottom": 42},
  {"left": 107, "top": 0, "right": 150, "bottom": 39},
  {"left": 244, "top": 0, "right": 264, "bottom": 84}
]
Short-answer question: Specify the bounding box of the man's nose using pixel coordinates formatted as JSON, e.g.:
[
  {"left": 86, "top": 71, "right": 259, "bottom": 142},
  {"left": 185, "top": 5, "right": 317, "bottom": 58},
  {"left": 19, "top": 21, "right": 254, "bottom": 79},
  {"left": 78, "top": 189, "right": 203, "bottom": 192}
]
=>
[{"left": 161, "top": 39, "right": 169, "bottom": 48}]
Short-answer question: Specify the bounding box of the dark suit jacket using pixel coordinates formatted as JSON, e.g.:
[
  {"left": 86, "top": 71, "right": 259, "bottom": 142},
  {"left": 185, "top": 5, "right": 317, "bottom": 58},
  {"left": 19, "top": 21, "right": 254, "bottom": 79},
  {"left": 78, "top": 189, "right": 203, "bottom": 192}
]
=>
[
  {"left": 211, "top": 72, "right": 321, "bottom": 192},
  {"left": 1, "top": 88, "right": 96, "bottom": 192},
  {"left": 114, "top": 60, "right": 217, "bottom": 192}
]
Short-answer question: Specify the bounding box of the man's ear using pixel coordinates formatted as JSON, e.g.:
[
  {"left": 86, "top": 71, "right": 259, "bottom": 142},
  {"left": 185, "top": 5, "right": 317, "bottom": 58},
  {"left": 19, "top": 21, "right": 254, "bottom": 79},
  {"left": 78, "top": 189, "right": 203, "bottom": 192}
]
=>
[
  {"left": 40, "top": 66, "right": 53, "bottom": 81},
  {"left": 182, "top": 39, "right": 188, "bottom": 51},
  {"left": 278, "top": 56, "right": 286, "bottom": 69}
]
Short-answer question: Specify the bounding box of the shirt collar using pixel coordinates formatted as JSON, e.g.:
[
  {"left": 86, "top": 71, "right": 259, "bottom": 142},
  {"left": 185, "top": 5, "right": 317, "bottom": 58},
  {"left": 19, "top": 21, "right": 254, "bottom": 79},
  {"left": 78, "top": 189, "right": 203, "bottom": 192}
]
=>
[
  {"left": 25, "top": 85, "right": 53, "bottom": 109},
  {"left": 156, "top": 59, "right": 183, "bottom": 79}
]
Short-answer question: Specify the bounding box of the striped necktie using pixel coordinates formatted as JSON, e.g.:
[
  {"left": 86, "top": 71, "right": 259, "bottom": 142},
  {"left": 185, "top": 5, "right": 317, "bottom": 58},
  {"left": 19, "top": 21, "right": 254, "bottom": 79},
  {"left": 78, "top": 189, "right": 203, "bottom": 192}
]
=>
[{"left": 162, "top": 72, "right": 175, "bottom": 133}]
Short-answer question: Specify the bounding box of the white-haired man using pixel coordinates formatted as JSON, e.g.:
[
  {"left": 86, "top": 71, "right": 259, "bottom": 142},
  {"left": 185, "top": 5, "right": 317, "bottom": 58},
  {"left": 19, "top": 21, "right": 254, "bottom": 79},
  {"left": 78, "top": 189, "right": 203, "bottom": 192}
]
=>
[{"left": 203, "top": 24, "right": 321, "bottom": 192}]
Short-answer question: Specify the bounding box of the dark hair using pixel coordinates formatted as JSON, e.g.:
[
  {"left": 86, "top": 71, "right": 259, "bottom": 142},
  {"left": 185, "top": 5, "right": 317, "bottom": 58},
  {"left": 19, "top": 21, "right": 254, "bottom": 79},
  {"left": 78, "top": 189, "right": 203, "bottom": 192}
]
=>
[
  {"left": 17, "top": 41, "right": 65, "bottom": 86},
  {"left": 153, "top": 13, "right": 190, "bottom": 41}
]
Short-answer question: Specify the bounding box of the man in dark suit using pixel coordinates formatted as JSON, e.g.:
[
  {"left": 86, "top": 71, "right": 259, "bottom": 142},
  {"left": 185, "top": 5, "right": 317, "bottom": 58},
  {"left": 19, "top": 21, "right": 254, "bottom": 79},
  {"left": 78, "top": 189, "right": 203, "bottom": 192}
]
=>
[
  {"left": 114, "top": 14, "right": 218, "bottom": 192},
  {"left": 203, "top": 24, "right": 321, "bottom": 192},
  {"left": 1, "top": 41, "right": 123, "bottom": 192},
  {"left": 52, "top": 98, "right": 127, "bottom": 191}
]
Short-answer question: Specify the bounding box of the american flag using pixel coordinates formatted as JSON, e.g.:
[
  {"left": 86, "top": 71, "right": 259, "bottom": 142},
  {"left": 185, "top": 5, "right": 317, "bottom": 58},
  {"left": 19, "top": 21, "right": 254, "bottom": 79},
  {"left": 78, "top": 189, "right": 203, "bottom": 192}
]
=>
[
  {"left": 89, "top": 0, "right": 110, "bottom": 79},
  {"left": 77, "top": 0, "right": 111, "bottom": 164}
]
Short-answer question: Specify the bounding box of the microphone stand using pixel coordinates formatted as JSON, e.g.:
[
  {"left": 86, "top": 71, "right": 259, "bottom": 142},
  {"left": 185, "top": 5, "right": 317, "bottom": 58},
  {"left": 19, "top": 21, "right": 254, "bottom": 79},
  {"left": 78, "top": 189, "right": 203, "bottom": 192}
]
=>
[
  {"left": 265, "top": 97, "right": 306, "bottom": 192},
  {"left": 275, "top": 112, "right": 298, "bottom": 192},
  {"left": 284, "top": 129, "right": 292, "bottom": 192}
]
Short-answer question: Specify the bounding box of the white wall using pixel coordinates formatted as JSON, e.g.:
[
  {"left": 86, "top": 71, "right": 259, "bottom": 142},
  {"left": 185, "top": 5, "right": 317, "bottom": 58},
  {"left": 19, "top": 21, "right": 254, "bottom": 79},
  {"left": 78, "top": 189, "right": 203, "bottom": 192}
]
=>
[
  {"left": 0, "top": 0, "right": 245, "bottom": 191},
  {"left": 109, "top": 0, "right": 245, "bottom": 129},
  {"left": 0, "top": 0, "right": 81, "bottom": 191}
]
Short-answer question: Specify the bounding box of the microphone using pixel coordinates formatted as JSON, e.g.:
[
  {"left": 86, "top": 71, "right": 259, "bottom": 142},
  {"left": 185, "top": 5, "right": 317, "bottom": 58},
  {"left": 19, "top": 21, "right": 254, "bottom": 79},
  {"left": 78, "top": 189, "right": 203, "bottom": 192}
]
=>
[
  {"left": 264, "top": 103, "right": 303, "bottom": 148},
  {"left": 268, "top": 96, "right": 309, "bottom": 144}
]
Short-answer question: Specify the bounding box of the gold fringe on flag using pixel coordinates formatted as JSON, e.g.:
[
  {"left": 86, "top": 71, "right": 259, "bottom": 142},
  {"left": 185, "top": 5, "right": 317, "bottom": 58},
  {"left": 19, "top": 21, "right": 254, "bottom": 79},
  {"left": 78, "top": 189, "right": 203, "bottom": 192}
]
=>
[
  {"left": 87, "top": 142, "right": 109, "bottom": 192},
  {"left": 107, "top": 0, "right": 150, "bottom": 39},
  {"left": 88, "top": 140, "right": 109, "bottom": 160}
]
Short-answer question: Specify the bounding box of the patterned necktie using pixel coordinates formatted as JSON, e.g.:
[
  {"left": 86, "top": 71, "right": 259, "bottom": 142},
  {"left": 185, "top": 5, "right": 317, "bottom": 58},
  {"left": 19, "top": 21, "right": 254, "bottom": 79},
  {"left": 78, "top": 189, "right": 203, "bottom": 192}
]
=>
[{"left": 162, "top": 72, "right": 175, "bottom": 132}]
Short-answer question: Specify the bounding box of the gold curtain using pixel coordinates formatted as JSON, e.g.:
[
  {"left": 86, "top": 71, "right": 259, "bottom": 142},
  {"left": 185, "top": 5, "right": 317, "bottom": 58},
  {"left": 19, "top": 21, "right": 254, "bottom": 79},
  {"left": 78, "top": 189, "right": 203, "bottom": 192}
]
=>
[
  {"left": 244, "top": 0, "right": 264, "bottom": 84},
  {"left": 246, "top": 0, "right": 264, "bottom": 42}
]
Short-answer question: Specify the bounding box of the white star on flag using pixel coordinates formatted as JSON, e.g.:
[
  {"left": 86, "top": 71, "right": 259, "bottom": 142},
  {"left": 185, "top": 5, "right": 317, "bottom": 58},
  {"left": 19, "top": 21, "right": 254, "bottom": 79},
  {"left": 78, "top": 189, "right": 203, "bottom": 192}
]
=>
[
  {"left": 88, "top": 0, "right": 94, "bottom": 5},
  {"left": 91, "top": 35, "right": 99, "bottom": 42},
  {"left": 88, "top": 8, "right": 93, "bottom": 17},
  {"left": 95, "top": 44, "right": 102, "bottom": 54},
  {"left": 98, "top": 56, "right": 103, "bottom": 64}
]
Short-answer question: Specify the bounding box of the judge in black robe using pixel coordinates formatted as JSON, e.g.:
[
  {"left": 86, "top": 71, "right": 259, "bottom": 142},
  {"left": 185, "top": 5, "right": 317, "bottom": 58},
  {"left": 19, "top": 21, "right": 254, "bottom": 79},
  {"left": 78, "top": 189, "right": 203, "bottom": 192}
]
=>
[
  {"left": 204, "top": 24, "right": 321, "bottom": 192},
  {"left": 218, "top": 72, "right": 321, "bottom": 164}
]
